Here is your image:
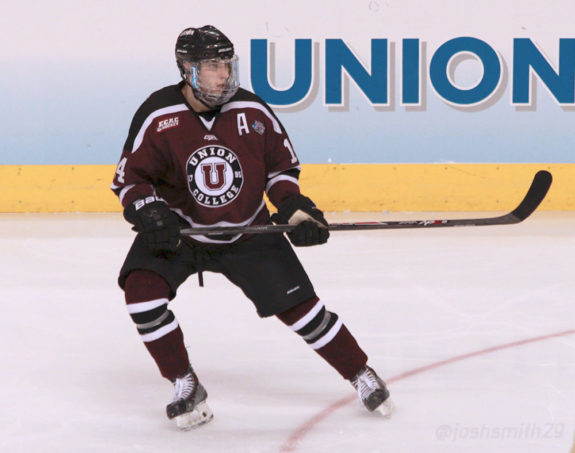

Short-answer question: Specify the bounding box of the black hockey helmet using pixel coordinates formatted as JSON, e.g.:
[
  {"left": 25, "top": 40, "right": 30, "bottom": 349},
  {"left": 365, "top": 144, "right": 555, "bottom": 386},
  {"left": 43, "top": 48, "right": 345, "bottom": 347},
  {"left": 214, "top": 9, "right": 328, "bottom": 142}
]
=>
[
  {"left": 175, "top": 25, "right": 235, "bottom": 63},
  {"left": 175, "top": 25, "right": 239, "bottom": 107}
]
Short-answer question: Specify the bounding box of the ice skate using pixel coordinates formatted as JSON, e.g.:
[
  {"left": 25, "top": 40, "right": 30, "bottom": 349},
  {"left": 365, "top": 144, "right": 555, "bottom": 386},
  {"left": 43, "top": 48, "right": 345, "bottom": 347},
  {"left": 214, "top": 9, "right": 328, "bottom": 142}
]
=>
[
  {"left": 351, "top": 365, "right": 394, "bottom": 417},
  {"left": 166, "top": 367, "right": 213, "bottom": 430}
]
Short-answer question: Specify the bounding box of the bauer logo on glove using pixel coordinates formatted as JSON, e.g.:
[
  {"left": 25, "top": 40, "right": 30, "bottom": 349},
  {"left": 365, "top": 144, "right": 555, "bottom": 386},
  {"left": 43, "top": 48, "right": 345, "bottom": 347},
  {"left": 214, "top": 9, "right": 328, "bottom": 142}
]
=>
[{"left": 124, "top": 198, "right": 182, "bottom": 254}]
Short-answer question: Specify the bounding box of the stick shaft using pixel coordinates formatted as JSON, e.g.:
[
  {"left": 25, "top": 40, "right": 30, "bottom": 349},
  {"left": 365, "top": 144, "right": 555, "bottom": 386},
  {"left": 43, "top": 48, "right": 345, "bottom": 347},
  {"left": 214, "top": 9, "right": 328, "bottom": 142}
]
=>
[{"left": 179, "top": 170, "right": 552, "bottom": 236}]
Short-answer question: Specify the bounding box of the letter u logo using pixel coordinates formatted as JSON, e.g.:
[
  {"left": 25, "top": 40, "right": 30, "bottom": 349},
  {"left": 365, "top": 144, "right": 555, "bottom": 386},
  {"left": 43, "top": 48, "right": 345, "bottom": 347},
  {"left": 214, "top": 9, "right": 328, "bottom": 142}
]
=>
[{"left": 201, "top": 163, "right": 226, "bottom": 190}]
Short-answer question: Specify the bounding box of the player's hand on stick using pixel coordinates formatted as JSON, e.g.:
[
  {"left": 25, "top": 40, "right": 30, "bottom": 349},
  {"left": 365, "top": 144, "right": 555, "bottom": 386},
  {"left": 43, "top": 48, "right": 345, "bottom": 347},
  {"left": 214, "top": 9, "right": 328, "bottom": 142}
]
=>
[
  {"left": 124, "top": 197, "right": 181, "bottom": 254},
  {"left": 271, "top": 194, "right": 330, "bottom": 246}
]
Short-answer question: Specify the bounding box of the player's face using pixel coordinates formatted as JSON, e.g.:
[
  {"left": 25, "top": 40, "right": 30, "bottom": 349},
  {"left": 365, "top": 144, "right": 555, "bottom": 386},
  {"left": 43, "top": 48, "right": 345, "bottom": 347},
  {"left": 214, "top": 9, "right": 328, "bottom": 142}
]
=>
[
  {"left": 182, "top": 55, "right": 239, "bottom": 107},
  {"left": 198, "top": 59, "right": 232, "bottom": 94}
]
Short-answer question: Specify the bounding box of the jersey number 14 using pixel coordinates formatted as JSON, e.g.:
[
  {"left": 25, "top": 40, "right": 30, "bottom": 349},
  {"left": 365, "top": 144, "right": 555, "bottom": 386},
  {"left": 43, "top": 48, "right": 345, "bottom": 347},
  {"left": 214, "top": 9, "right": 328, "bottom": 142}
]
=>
[{"left": 115, "top": 157, "right": 127, "bottom": 183}]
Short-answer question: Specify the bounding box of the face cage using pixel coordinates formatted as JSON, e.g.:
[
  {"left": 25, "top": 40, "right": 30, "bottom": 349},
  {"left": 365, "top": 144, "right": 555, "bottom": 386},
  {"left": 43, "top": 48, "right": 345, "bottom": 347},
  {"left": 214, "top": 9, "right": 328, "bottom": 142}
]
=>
[{"left": 185, "top": 55, "right": 240, "bottom": 107}]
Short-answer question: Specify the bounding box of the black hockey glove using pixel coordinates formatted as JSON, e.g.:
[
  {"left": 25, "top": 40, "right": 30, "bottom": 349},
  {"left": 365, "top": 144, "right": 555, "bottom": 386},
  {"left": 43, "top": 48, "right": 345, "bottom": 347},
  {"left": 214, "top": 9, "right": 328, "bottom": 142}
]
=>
[
  {"left": 271, "top": 194, "right": 330, "bottom": 247},
  {"left": 124, "top": 197, "right": 181, "bottom": 254}
]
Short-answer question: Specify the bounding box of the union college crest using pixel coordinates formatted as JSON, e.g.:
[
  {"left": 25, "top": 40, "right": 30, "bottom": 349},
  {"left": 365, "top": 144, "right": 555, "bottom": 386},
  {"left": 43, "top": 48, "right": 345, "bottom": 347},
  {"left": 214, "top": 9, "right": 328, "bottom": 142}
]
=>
[{"left": 186, "top": 145, "right": 243, "bottom": 207}]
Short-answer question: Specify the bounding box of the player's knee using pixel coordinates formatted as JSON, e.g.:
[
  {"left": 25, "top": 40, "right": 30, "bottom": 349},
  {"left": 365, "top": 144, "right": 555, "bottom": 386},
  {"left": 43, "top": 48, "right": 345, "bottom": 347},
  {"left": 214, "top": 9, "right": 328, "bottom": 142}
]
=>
[
  {"left": 125, "top": 290, "right": 177, "bottom": 339},
  {"left": 124, "top": 270, "right": 174, "bottom": 334},
  {"left": 277, "top": 298, "right": 341, "bottom": 347},
  {"left": 128, "top": 298, "right": 169, "bottom": 325}
]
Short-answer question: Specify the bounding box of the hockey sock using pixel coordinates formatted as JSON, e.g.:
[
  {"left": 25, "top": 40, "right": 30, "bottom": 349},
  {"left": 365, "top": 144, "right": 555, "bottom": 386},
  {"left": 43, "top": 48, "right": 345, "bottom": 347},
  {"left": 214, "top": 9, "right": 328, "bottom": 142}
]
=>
[
  {"left": 124, "top": 270, "right": 190, "bottom": 381},
  {"left": 276, "top": 298, "right": 368, "bottom": 380}
]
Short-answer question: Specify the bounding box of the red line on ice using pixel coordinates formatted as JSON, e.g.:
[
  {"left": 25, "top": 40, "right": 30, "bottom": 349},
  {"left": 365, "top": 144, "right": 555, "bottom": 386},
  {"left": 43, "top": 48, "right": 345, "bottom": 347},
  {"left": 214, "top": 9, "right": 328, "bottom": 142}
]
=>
[{"left": 279, "top": 328, "right": 575, "bottom": 452}]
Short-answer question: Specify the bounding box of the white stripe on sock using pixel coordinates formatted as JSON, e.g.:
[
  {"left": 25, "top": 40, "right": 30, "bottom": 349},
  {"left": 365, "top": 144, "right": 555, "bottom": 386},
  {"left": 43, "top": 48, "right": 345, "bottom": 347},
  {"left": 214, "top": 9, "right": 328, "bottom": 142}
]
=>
[
  {"left": 127, "top": 298, "right": 169, "bottom": 314},
  {"left": 309, "top": 318, "right": 343, "bottom": 350},
  {"left": 140, "top": 318, "right": 179, "bottom": 343},
  {"left": 288, "top": 300, "right": 324, "bottom": 332}
]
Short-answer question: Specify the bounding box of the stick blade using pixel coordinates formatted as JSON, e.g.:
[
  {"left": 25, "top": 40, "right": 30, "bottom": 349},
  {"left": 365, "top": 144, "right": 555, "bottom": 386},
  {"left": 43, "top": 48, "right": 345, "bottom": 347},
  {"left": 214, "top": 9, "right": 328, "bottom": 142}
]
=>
[{"left": 509, "top": 170, "right": 552, "bottom": 222}]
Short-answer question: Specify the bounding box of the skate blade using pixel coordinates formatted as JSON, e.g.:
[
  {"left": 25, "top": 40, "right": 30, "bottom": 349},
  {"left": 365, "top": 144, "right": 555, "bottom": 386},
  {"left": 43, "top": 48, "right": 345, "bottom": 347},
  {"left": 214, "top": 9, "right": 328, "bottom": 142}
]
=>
[
  {"left": 376, "top": 398, "right": 394, "bottom": 418},
  {"left": 175, "top": 401, "right": 214, "bottom": 430}
]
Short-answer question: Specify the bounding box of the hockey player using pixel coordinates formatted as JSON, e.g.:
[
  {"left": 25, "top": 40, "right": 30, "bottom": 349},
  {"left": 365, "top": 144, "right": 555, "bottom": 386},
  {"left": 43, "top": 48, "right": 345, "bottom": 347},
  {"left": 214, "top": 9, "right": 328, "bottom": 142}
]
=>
[{"left": 111, "top": 25, "right": 393, "bottom": 430}]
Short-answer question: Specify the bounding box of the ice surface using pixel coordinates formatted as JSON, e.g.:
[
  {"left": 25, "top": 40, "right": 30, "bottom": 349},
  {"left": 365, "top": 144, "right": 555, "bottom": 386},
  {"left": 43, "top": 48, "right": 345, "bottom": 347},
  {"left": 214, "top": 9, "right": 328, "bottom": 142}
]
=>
[{"left": 1, "top": 212, "right": 574, "bottom": 453}]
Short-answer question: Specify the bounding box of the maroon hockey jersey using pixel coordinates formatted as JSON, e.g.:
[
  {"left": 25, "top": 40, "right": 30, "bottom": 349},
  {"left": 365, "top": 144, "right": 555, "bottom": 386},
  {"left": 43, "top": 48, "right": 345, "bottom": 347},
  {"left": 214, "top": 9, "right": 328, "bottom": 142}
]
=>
[{"left": 111, "top": 83, "right": 301, "bottom": 244}]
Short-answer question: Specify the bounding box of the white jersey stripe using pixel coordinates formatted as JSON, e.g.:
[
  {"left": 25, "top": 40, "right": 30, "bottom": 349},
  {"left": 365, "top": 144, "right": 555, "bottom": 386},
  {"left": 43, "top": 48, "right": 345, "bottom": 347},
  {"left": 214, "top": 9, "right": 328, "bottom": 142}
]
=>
[
  {"left": 132, "top": 104, "right": 189, "bottom": 153},
  {"left": 140, "top": 318, "right": 179, "bottom": 343},
  {"left": 127, "top": 298, "right": 169, "bottom": 314},
  {"left": 267, "top": 165, "right": 301, "bottom": 179},
  {"left": 266, "top": 175, "right": 299, "bottom": 193},
  {"left": 220, "top": 101, "right": 282, "bottom": 134},
  {"left": 289, "top": 300, "right": 324, "bottom": 332},
  {"left": 309, "top": 318, "right": 343, "bottom": 350},
  {"left": 118, "top": 184, "right": 136, "bottom": 205}
]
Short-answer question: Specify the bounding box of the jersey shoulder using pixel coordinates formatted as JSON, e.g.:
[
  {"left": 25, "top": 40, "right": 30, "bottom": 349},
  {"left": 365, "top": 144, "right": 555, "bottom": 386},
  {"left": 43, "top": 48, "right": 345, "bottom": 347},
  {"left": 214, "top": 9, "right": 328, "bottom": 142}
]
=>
[
  {"left": 136, "top": 82, "right": 186, "bottom": 118},
  {"left": 125, "top": 82, "right": 188, "bottom": 150},
  {"left": 224, "top": 88, "right": 285, "bottom": 133}
]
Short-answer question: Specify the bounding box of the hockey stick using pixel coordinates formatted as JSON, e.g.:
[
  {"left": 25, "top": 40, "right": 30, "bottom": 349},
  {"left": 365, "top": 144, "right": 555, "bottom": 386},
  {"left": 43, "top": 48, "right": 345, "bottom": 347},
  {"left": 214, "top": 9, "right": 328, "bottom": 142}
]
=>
[{"left": 179, "top": 170, "right": 552, "bottom": 236}]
